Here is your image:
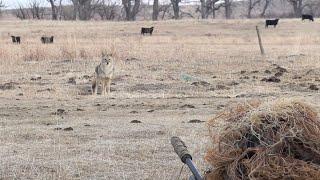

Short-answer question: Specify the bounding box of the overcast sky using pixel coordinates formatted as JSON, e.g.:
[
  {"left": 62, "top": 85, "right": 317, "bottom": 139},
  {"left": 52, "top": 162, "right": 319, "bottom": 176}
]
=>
[{"left": 3, "top": 0, "right": 50, "bottom": 8}]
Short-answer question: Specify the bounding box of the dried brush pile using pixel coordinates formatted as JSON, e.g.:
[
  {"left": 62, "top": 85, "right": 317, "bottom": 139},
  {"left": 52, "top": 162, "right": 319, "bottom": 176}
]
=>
[{"left": 205, "top": 100, "right": 320, "bottom": 180}]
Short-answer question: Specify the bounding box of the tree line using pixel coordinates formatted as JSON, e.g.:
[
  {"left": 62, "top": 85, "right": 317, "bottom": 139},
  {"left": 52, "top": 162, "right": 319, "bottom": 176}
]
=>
[{"left": 0, "top": 0, "right": 319, "bottom": 21}]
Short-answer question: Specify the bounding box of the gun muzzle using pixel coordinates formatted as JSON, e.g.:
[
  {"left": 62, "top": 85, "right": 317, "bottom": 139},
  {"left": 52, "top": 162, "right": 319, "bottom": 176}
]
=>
[{"left": 171, "top": 136, "right": 192, "bottom": 163}]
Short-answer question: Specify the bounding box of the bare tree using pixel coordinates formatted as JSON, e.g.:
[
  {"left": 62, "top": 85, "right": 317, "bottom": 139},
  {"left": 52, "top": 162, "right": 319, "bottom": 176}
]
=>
[
  {"left": 58, "top": 0, "right": 64, "bottom": 20},
  {"left": 199, "top": 0, "right": 209, "bottom": 19},
  {"left": 47, "top": 0, "right": 58, "bottom": 20},
  {"left": 29, "top": 0, "right": 45, "bottom": 19},
  {"left": 15, "top": 3, "right": 30, "bottom": 19},
  {"left": 97, "top": 0, "right": 117, "bottom": 20},
  {"left": 121, "top": 0, "right": 141, "bottom": 21},
  {"left": 61, "top": 5, "right": 74, "bottom": 20},
  {"left": 152, "top": 0, "right": 159, "bottom": 20},
  {"left": 247, "top": 0, "right": 262, "bottom": 18},
  {"left": 287, "top": 0, "right": 312, "bottom": 17},
  {"left": 217, "top": 0, "right": 233, "bottom": 19},
  {"left": 71, "top": 0, "right": 102, "bottom": 20},
  {"left": 260, "top": 0, "right": 272, "bottom": 17},
  {"left": 224, "top": 0, "right": 232, "bottom": 19},
  {"left": 159, "top": 3, "right": 171, "bottom": 20},
  {"left": 171, "top": 0, "right": 181, "bottom": 19},
  {"left": 0, "top": 0, "right": 5, "bottom": 15},
  {"left": 198, "top": 0, "right": 223, "bottom": 19},
  {"left": 288, "top": 0, "right": 303, "bottom": 17},
  {"left": 211, "top": 0, "right": 224, "bottom": 18},
  {"left": 308, "top": 0, "right": 320, "bottom": 16}
]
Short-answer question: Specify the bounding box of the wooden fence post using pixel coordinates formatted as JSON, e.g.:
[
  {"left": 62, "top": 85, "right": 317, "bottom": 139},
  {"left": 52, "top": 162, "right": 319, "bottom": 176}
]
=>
[{"left": 256, "top": 26, "right": 265, "bottom": 55}]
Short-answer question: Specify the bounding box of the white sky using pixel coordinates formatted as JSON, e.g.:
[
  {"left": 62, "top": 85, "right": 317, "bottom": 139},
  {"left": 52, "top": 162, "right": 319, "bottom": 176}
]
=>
[{"left": 3, "top": 0, "right": 50, "bottom": 8}]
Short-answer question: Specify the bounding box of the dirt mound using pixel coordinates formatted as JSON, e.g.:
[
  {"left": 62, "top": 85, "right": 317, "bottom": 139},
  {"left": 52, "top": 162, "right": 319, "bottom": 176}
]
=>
[
  {"left": 205, "top": 100, "right": 320, "bottom": 180},
  {"left": 0, "top": 82, "right": 17, "bottom": 90}
]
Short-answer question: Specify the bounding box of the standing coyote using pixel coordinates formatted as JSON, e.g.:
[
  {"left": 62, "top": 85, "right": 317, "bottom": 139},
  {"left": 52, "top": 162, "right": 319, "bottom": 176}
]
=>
[{"left": 92, "top": 54, "right": 114, "bottom": 95}]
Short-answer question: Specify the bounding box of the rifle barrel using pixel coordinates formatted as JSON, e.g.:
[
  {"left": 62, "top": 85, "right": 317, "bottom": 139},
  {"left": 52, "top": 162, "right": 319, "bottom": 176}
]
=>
[{"left": 186, "top": 158, "right": 203, "bottom": 180}]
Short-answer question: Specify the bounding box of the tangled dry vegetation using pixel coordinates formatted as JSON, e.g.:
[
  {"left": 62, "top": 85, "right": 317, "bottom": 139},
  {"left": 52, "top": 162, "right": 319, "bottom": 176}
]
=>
[{"left": 206, "top": 99, "right": 320, "bottom": 180}]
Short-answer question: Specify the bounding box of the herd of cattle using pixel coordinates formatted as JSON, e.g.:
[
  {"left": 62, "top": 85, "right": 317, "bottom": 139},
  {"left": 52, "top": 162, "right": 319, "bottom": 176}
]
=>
[
  {"left": 10, "top": 35, "right": 54, "bottom": 44},
  {"left": 266, "top": 14, "right": 314, "bottom": 28},
  {"left": 8, "top": 15, "right": 315, "bottom": 44}
]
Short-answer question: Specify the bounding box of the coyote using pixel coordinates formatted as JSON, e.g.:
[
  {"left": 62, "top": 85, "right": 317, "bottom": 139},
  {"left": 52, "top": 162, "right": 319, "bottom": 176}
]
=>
[{"left": 92, "top": 54, "right": 114, "bottom": 95}]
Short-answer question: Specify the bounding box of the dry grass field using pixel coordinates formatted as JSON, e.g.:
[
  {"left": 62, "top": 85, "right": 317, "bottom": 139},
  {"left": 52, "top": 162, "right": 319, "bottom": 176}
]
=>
[{"left": 0, "top": 19, "right": 319, "bottom": 179}]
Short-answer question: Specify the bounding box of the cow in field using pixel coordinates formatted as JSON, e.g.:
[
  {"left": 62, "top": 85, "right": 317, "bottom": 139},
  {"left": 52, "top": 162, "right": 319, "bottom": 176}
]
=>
[
  {"left": 11, "top": 36, "right": 21, "bottom": 44},
  {"left": 265, "top": 19, "right": 279, "bottom": 28},
  {"left": 141, "top": 27, "right": 154, "bottom": 36},
  {"left": 41, "top": 36, "right": 54, "bottom": 44},
  {"left": 302, "top": 14, "right": 314, "bottom": 21}
]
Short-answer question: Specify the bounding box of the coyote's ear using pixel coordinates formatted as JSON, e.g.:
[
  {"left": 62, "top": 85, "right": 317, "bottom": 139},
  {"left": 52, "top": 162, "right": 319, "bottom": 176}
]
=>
[{"left": 101, "top": 50, "right": 108, "bottom": 57}]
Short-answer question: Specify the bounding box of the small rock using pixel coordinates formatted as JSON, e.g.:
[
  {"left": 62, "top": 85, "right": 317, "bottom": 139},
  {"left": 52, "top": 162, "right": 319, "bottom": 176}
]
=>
[
  {"left": 240, "top": 70, "right": 246, "bottom": 74},
  {"left": 84, "top": 124, "right": 91, "bottom": 127},
  {"left": 217, "top": 104, "right": 225, "bottom": 110},
  {"left": 261, "top": 76, "right": 281, "bottom": 83},
  {"left": 0, "top": 82, "right": 16, "bottom": 90},
  {"left": 274, "top": 66, "right": 287, "bottom": 73},
  {"left": 299, "top": 83, "right": 307, "bottom": 87},
  {"left": 240, "top": 76, "right": 250, "bottom": 80},
  {"left": 130, "top": 120, "right": 142, "bottom": 123},
  {"left": 306, "top": 69, "right": 314, "bottom": 75},
  {"left": 76, "top": 108, "right": 85, "bottom": 111},
  {"left": 54, "top": 109, "right": 66, "bottom": 115},
  {"left": 216, "top": 84, "right": 230, "bottom": 90},
  {"left": 236, "top": 94, "right": 246, "bottom": 98},
  {"left": 130, "top": 110, "right": 138, "bottom": 114},
  {"left": 37, "top": 88, "right": 54, "bottom": 92},
  {"left": 188, "top": 119, "right": 205, "bottom": 123},
  {"left": 54, "top": 127, "right": 62, "bottom": 130},
  {"left": 229, "top": 81, "right": 239, "bottom": 86},
  {"left": 147, "top": 109, "right": 155, "bottom": 113},
  {"left": 264, "top": 70, "right": 271, "bottom": 74},
  {"left": 68, "top": 77, "right": 76, "bottom": 84},
  {"left": 191, "top": 81, "right": 210, "bottom": 87},
  {"left": 31, "top": 76, "right": 41, "bottom": 81},
  {"left": 275, "top": 71, "right": 285, "bottom": 77},
  {"left": 251, "top": 70, "right": 259, "bottom": 73},
  {"left": 309, "top": 84, "right": 319, "bottom": 91},
  {"left": 83, "top": 75, "right": 90, "bottom": 79},
  {"left": 17, "top": 93, "right": 23, "bottom": 96},
  {"left": 63, "top": 127, "right": 73, "bottom": 131},
  {"left": 180, "top": 104, "right": 195, "bottom": 109},
  {"left": 292, "top": 75, "right": 302, "bottom": 79}
]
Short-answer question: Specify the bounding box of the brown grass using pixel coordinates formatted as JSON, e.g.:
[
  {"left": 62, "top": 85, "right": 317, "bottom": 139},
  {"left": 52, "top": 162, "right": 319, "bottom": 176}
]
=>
[{"left": 0, "top": 19, "right": 319, "bottom": 179}]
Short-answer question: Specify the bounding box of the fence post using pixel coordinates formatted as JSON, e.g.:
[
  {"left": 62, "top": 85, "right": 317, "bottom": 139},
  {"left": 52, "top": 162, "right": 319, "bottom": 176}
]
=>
[{"left": 256, "top": 26, "right": 265, "bottom": 55}]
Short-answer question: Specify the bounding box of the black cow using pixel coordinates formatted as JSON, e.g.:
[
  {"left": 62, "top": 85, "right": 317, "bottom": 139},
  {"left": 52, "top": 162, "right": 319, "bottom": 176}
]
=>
[
  {"left": 41, "top": 36, "right": 54, "bottom": 44},
  {"left": 265, "top": 19, "right": 279, "bottom": 28},
  {"left": 11, "top": 36, "right": 21, "bottom": 44},
  {"left": 141, "top": 27, "right": 154, "bottom": 35},
  {"left": 302, "top": 14, "right": 314, "bottom": 21}
]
